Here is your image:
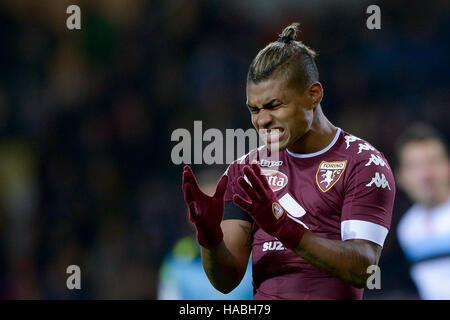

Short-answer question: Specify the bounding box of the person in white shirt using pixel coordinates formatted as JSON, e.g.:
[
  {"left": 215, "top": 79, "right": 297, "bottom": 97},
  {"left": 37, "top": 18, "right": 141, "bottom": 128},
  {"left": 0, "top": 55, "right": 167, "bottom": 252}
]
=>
[{"left": 396, "top": 123, "right": 450, "bottom": 299}]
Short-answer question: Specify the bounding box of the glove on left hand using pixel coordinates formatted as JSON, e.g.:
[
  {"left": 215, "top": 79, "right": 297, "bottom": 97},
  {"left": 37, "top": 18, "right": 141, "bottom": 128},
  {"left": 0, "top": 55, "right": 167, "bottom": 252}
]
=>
[{"left": 232, "top": 164, "right": 305, "bottom": 249}]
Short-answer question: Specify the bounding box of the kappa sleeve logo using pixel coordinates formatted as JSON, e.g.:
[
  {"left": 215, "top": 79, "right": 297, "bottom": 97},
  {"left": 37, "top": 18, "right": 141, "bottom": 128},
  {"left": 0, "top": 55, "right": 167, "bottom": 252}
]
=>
[
  {"left": 344, "top": 135, "right": 378, "bottom": 155},
  {"left": 344, "top": 135, "right": 361, "bottom": 149},
  {"left": 366, "top": 172, "right": 391, "bottom": 190},
  {"left": 365, "top": 154, "right": 387, "bottom": 167},
  {"left": 357, "top": 142, "right": 376, "bottom": 154}
]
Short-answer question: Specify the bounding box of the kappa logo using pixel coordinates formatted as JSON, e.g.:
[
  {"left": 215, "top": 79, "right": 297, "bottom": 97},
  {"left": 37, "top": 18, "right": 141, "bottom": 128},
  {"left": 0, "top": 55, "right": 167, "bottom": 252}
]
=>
[
  {"left": 365, "top": 154, "right": 387, "bottom": 167},
  {"left": 344, "top": 135, "right": 361, "bottom": 149},
  {"left": 272, "top": 202, "right": 284, "bottom": 220},
  {"left": 344, "top": 135, "right": 377, "bottom": 155},
  {"left": 366, "top": 172, "right": 391, "bottom": 190},
  {"left": 358, "top": 142, "right": 376, "bottom": 154},
  {"left": 316, "top": 160, "right": 347, "bottom": 192}
]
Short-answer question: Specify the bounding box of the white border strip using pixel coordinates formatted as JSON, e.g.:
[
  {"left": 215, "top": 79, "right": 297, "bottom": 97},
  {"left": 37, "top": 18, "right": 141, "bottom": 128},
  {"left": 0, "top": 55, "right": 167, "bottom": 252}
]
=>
[
  {"left": 341, "top": 219, "right": 388, "bottom": 247},
  {"left": 287, "top": 128, "right": 342, "bottom": 158}
]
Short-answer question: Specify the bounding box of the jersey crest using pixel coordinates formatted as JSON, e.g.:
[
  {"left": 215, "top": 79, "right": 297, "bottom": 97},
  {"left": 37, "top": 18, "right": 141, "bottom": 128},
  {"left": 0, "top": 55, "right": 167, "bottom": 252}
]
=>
[{"left": 315, "top": 160, "right": 347, "bottom": 192}]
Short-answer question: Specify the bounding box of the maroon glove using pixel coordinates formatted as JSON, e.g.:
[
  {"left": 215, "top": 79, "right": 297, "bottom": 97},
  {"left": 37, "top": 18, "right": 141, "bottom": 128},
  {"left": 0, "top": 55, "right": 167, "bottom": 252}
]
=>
[
  {"left": 182, "top": 165, "right": 228, "bottom": 249},
  {"left": 233, "top": 164, "right": 305, "bottom": 249}
]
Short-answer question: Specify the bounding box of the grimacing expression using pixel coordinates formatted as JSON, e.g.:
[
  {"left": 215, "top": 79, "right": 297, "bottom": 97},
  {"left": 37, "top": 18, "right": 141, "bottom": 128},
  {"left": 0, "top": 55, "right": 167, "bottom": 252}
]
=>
[
  {"left": 246, "top": 78, "right": 315, "bottom": 152},
  {"left": 398, "top": 139, "right": 449, "bottom": 206}
]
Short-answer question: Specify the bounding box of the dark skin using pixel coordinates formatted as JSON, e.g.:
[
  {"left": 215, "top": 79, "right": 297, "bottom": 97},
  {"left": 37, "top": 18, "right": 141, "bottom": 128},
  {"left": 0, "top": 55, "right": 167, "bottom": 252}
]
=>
[{"left": 201, "top": 77, "right": 382, "bottom": 292}]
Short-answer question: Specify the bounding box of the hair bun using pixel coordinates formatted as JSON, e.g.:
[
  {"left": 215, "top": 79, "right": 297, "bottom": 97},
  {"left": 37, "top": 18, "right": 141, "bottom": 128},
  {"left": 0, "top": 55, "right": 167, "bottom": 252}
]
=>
[{"left": 278, "top": 22, "right": 300, "bottom": 44}]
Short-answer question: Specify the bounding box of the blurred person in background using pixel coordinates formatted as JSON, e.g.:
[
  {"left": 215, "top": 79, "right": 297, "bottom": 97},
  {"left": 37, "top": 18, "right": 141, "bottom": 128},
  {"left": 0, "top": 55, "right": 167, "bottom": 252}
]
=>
[
  {"left": 158, "top": 169, "right": 253, "bottom": 300},
  {"left": 396, "top": 123, "right": 450, "bottom": 299}
]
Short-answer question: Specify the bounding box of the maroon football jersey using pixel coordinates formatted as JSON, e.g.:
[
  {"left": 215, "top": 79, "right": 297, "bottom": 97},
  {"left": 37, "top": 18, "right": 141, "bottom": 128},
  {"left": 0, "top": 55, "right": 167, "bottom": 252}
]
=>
[{"left": 223, "top": 128, "right": 395, "bottom": 299}]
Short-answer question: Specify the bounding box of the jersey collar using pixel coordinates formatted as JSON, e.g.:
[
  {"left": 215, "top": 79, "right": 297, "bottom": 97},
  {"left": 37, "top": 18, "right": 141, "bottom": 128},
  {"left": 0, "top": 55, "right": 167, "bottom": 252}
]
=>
[{"left": 286, "top": 128, "right": 341, "bottom": 159}]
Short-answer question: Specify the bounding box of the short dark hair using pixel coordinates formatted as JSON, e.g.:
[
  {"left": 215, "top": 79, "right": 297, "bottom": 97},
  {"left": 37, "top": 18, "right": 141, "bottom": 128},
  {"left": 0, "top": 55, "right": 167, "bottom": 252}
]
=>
[
  {"left": 247, "top": 22, "right": 319, "bottom": 90},
  {"left": 395, "top": 123, "right": 447, "bottom": 164}
]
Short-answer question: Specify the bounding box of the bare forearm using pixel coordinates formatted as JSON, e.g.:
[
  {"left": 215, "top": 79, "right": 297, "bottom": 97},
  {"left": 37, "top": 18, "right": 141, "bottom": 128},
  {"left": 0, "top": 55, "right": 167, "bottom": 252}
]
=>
[
  {"left": 292, "top": 230, "right": 380, "bottom": 288},
  {"left": 201, "top": 242, "right": 245, "bottom": 293}
]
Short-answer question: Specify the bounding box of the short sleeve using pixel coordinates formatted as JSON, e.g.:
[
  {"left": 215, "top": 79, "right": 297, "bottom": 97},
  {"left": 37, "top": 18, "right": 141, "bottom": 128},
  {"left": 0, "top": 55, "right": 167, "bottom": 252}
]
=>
[{"left": 341, "top": 153, "right": 396, "bottom": 246}]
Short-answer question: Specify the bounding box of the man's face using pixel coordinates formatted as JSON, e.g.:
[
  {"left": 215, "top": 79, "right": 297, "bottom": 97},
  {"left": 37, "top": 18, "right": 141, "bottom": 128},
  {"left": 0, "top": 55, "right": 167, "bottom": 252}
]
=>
[
  {"left": 398, "top": 139, "right": 449, "bottom": 207},
  {"left": 246, "top": 78, "right": 315, "bottom": 152}
]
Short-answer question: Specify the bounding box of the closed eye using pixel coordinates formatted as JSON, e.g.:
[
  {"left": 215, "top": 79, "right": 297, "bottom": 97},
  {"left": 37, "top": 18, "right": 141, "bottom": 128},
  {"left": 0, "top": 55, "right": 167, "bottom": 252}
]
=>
[
  {"left": 265, "top": 103, "right": 281, "bottom": 110},
  {"left": 247, "top": 104, "right": 259, "bottom": 113},
  {"left": 247, "top": 102, "right": 282, "bottom": 113}
]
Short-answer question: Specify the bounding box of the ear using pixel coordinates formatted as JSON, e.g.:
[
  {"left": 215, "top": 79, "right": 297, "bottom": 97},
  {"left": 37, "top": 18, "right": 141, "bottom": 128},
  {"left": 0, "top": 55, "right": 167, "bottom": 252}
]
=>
[{"left": 308, "top": 82, "right": 323, "bottom": 109}]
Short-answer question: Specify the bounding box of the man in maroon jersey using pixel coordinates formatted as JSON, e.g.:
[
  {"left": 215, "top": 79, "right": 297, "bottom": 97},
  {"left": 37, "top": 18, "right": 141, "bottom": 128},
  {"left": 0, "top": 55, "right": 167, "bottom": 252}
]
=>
[{"left": 182, "top": 23, "right": 395, "bottom": 299}]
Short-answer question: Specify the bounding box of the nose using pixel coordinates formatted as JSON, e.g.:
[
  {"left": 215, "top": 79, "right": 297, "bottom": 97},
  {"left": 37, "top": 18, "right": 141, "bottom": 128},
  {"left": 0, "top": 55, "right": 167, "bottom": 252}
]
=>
[
  {"left": 417, "top": 162, "right": 434, "bottom": 183},
  {"left": 254, "top": 109, "right": 273, "bottom": 129}
]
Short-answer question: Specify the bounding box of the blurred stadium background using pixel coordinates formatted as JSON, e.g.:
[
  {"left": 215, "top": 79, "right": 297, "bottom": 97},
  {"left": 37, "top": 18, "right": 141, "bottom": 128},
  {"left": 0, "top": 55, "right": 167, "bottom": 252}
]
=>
[{"left": 0, "top": 0, "right": 448, "bottom": 299}]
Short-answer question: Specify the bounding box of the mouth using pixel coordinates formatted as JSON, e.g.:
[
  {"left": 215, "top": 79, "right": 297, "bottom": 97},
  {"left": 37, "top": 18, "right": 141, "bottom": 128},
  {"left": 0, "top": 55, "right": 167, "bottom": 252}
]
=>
[{"left": 260, "top": 127, "right": 286, "bottom": 143}]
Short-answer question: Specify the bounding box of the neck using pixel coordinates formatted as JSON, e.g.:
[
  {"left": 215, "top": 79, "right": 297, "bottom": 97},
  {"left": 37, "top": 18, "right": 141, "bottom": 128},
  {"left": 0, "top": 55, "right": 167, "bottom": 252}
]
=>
[
  {"left": 424, "top": 192, "right": 450, "bottom": 210},
  {"left": 287, "top": 105, "right": 337, "bottom": 154}
]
